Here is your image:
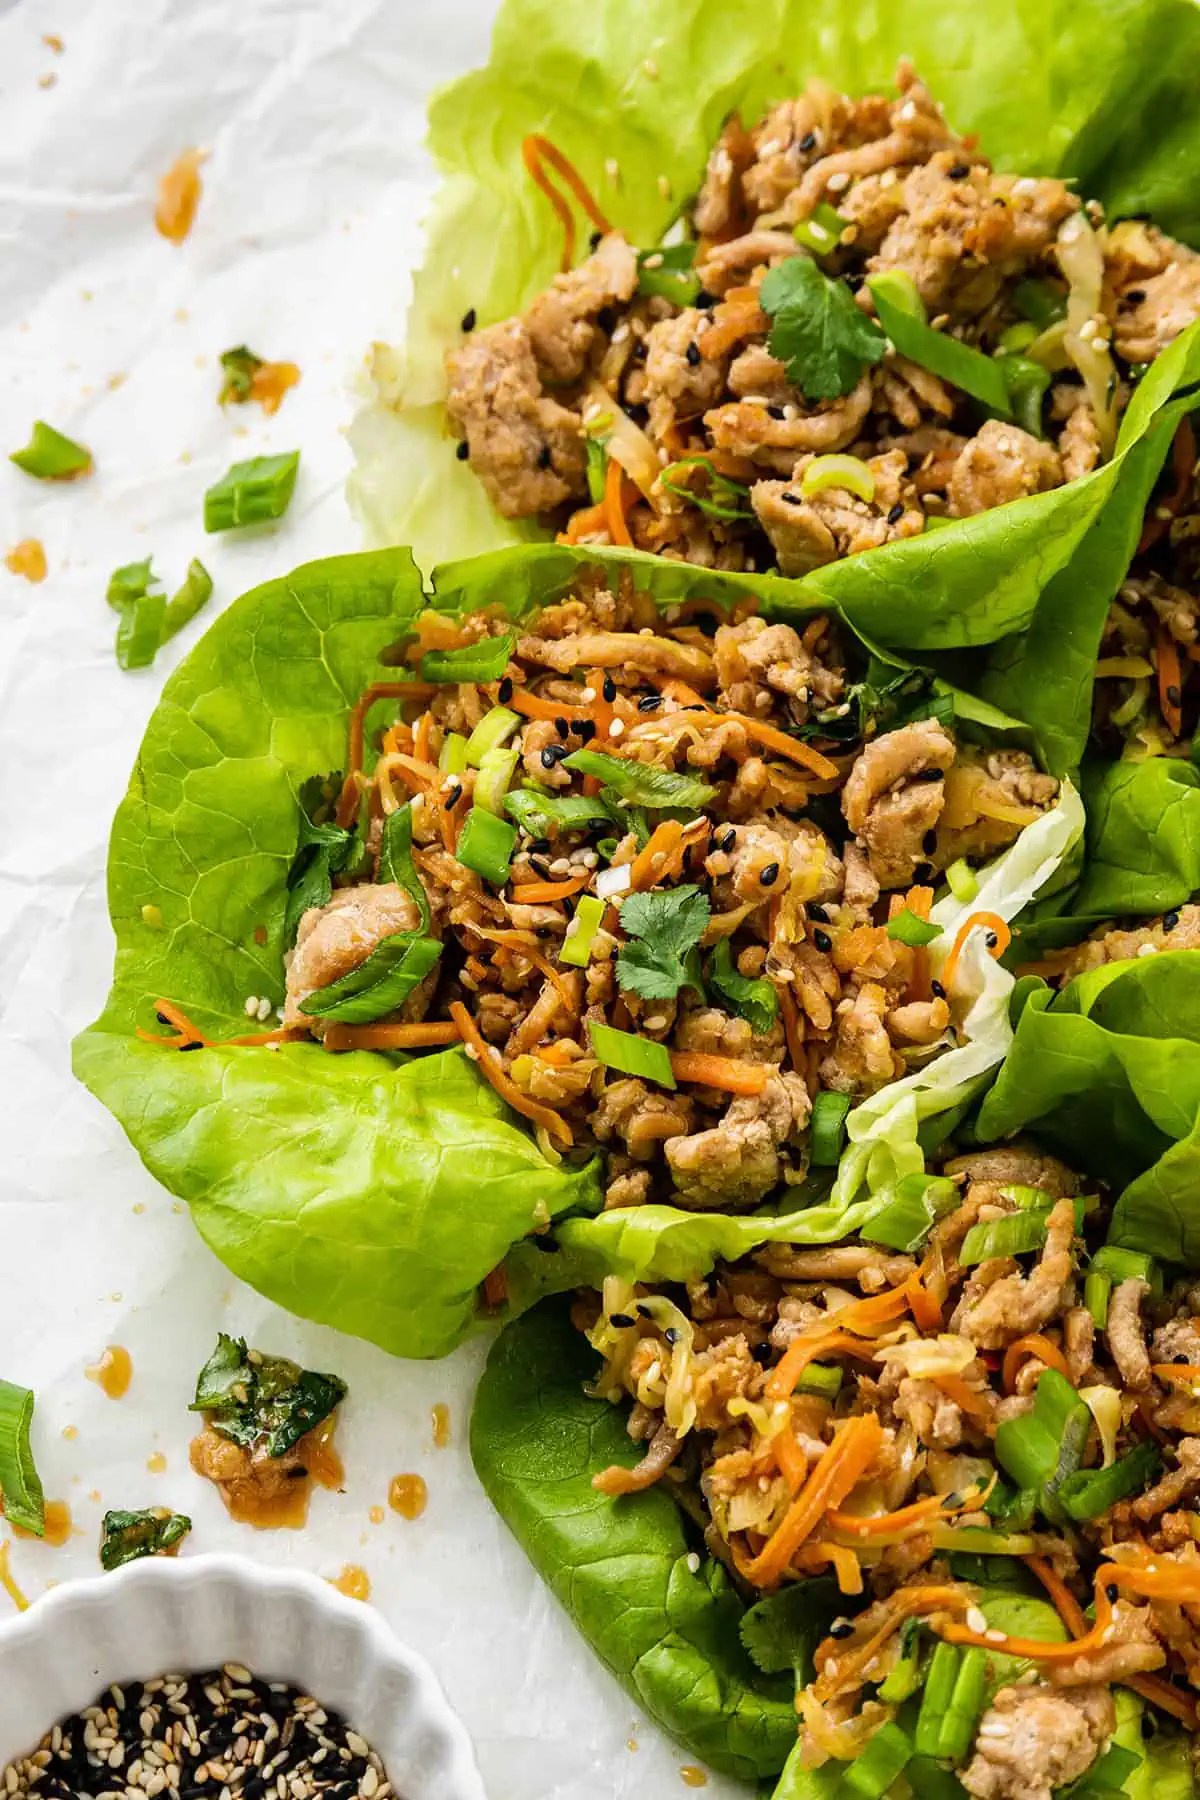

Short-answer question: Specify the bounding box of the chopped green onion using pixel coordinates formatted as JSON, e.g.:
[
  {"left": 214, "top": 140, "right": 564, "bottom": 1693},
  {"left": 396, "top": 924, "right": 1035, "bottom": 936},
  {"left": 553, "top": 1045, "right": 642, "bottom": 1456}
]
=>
[
  {"left": 1058, "top": 1441, "right": 1161, "bottom": 1522},
  {"left": 1062, "top": 1744, "right": 1142, "bottom": 1800},
  {"left": 795, "top": 1361, "right": 842, "bottom": 1399},
  {"left": 1013, "top": 278, "right": 1068, "bottom": 331},
  {"left": 503, "top": 787, "right": 615, "bottom": 837},
  {"left": 996, "top": 320, "right": 1040, "bottom": 356},
  {"left": 877, "top": 1619, "right": 923, "bottom": 1703},
  {"left": 793, "top": 202, "right": 849, "bottom": 257},
  {"left": 1092, "top": 1245, "right": 1160, "bottom": 1290},
  {"left": 439, "top": 732, "right": 469, "bottom": 775},
  {"left": 100, "top": 1508, "right": 192, "bottom": 1572},
  {"left": 116, "top": 591, "right": 168, "bottom": 671},
  {"left": 945, "top": 858, "right": 979, "bottom": 904},
  {"left": 707, "top": 938, "right": 778, "bottom": 1033},
  {"left": 916, "top": 1644, "right": 987, "bottom": 1764},
  {"left": 107, "top": 558, "right": 159, "bottom": 611},
  {"left": 1084, "top": 1269, "right": 1112, "bottom": 1328},
  {"left": 456, "top": 806, "right": 518, "bottom": 885},
  {"left": 9, "top": 420, "right": 92, "bottom": 480},
  {"left": 561, "top": 895, "right": 606, "bottom": 968},
  {"left": 914, "top": 1643, "right": 962, "bottom": 1756},
  {"left": 835, "top": 1723, "right": 912, "bottom": 1800},
  {"left": 378, "top": 803, "right": 431, "bottom": 932},
  {"left": 995, "top": 1369, "right": 1091, "bottom": 1523},
  {"left": 586, "top": 438, "right": 608, "bottom": 503},
  {"left": 636, "top": 242, "right": 700, "bottom": 306},
  {"left": 799, "top": 453, "right": 876, "bottom": 504},
  {"left": 161, "top": 558, "right": 213, "bottom": 642},
  {"left": 886, "top": 908, "right": 942, "bottom": 948},
  {"left": 588, "top": 1020, "right": 675, "bottom": 1088},
  {"left": 420, "top": 630, "right": 517, "bottom": 685},
  {"left": 563, "top": 748, "right": 716, "bottom": 811},
  {"left": 959, "top": 1209, "right": 1053, "bottom": 1266},
  {"left": 0, "top": 1380, "right": 45, "bottom": 1537},
  {"left": 905, "top": 1758, "right": 970, "bottom": 1800},
  {"left": 299, "top": 932, "right": 442, "bottom": 1023},
  {"left": 204, "top": 451, "right": 300, "bottom": 532},
  {"left": 864, "top": 1174, "right": 960, "bottom": 1253},
  {"left": 983, "top": 1479, "right": 1038, "bottom": 1531},
  {"left": 934, "top": 1525, "right": 1038, "bottom": 1556},
  {"left": 475, "top": 745, "right": 520, "bottom": 815},
  {"left": 218, "top": 345, "right": 264, "bottom": 403},
  {"left": 809, "top": 1090, "right": 851, "bottom": 1167},
  {"left": 465, "top": 706, "right": 521, "bottom": 766},
  {"left": 998, "top": 354, "right": 1052, "bottom": 438},
  {"left": 659, "top": 455, "right": 754, "bottom": 522},
  {"left": 869, "top": 271, "right": 1014, "bottom": 418},
  {"left": 596, "top": 837, "right": 619, "bottom": 861}
]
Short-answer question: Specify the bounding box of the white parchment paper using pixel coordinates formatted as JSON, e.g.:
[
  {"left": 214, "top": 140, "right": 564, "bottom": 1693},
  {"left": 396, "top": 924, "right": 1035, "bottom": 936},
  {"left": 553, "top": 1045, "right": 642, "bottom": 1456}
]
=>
[{"left": 0, "top": 2, "right": 741, "bottom": 1793}]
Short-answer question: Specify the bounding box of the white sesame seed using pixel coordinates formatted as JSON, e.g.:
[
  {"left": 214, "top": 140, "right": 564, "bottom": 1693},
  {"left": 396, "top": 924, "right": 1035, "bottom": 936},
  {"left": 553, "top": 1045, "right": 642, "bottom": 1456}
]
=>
[
  {"left": 826, "top": 171, "right": 851, "bottom": 193},
  {"left": 1012, "top": 177, "right": 1039, "bottom": 197},
  {"left": 580, "top": 686, "right": 596, "bottom": 702},
  {"left": 966, "top": 1606, "right": 989, "bottom": 1634},
  {"left": 256, "top": 996, "right": 272, "bottom": 1022},
  {"left": 244, "top": 995, "right": 260, "bottom": 1018},
  {"left": 605, "top": 157, "right": 620, "bottom": 183},
  {"left": 642, "top": 251, "right": 664, "bottom": 269},
  {"left": 984, "top": 1628, "right": 1007, "bottom": 1644},
  {"left": 643, "top": 1015, "right": 668, "bottom": 1032},
  {"left": 608, "top": 718, "right": 626, "bottom": 738},
  {"left": 686, "top": 1552, "right": 701, "bottom": 1573},
  {"left": 1137, "top": 943, "right": 1158, "bottom": 957},
  {"left": 346, "top": 1735, "right": 370, "bottom": 1760}
]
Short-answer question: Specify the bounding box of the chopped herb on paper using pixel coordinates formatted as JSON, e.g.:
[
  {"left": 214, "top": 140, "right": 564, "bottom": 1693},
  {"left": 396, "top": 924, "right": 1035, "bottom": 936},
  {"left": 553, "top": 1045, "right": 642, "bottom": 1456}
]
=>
[
  {"left": 100, "top": 1507, "right": 191, "bottom": 1572},
  {"left": 9, "top": 420, "right": 93, "bottom": 480},
  {"left": 616, "top": 884, "right": 710, "bottom": 1001},
  {"left": 759, "top": 257, "right": 886, "bottom": 400},
  {"left": 218, "top": 345, "right": 264, "bottom": 403},
  {"left": 190, "top": 1333, "right": 346, "bottom": 1459},
  {"left": 0, "top": 1379, "right": 45, "bottom": 1538},
  {"left": 204, "top": 451, "right": 300, "bottom": 532}
]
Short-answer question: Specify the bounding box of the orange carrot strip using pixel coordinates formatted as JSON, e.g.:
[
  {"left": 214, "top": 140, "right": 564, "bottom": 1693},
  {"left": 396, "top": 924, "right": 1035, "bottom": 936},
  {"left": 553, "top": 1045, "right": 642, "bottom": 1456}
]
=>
[
  {"left": 510, "top": 875, "right": 590, "bottom": 904},
  {"left": 322, "top": 1020, "right": 463, "bottom": 1053},
  {"left": 700, "top": 713, "right": 840, "bottom": 779},
  {"left": 448, "top": 1001, "right": 573, "bottom": 1147},
  {"left": 604, "top": 454, "right": 634, "bottom": 547},
  {"left": 1138, "top": 419, "right": 1196, "bottom": 555},
  {"left": 1003, "top": 1333, "right": 1071, "bottom": 1394},
  {"left": 905, "top": 1268, "right": 943, "bottom": 1333},
  {"left": 940, "top": 911, "right": 1011, "bottom": 991},
  {"left": 934, "top": 1375, "right": 993, "bottom": 1424},
  {"left": 348, "top": 681, "right": 435, "bottom": 778},
  {"left": 477, "top": 931, "right": 577, "bottom": 1008},
  {"left": 1157, "top": 628, "right": 1184, "bottom": 739},
  {"left": 701, "top": 297, "right": 766, "bottom": 360},
  {"left": 1128, "top": 1674, "right": 1199, "bottom": 1729},
  {"left": 743, "top": 1415, "right": 883, "bottom": 1587},
  {"left": 521, "top": 134, "right": 612, "bottom": 274},
  {"left": 1024, "top": 1554, "right": 1088, "bottom": 1635},
  {"left": 774, "top": 1424, "right": 809, "bottom": 1496},
  {"left": 765, "top": 1332, "right": 870, "bottom": 1402},
  {"left": 794, "top": 1542, "right": 864, "bottom": 1595},
  {"left": 825, "top": 1493, "right": 949, "bottom": 1540},
  {"left": 506, "top": 688, "right": 594, "bottom": 725},
  {"left": 137, "top": 998, "right": 309, "bottom": 1050},
  {"left": 660, "top": 678, "right": 713, "bottom": 710},
  {"left": 669, "top": 1052, "right": 768, "bottom": 1096},
  {"left": 813, "top": 1586, "right": 973, "bottom": 1691},
  {"left": 629, "top": 819, "right": 684, "bottom": 890},
  {"left": 778, "top": 982, "right": 806, "bottom": 1073},
  {"left": 413, "top": 710, "right": 434, "bottom": 766},
  {"left": 558, "top": 502, "right": 610, "bottom": 544}
]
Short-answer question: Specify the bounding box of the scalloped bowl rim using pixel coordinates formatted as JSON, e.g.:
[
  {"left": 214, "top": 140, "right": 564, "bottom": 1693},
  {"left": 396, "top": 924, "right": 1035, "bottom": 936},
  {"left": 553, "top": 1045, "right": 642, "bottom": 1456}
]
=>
[{"left": 0, "top": 1553, "right": 485, "bottom": 1798}]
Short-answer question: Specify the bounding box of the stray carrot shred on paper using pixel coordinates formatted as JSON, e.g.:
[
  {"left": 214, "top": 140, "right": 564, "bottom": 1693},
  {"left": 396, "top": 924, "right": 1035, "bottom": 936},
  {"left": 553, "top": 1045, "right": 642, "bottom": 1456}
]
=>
[{"left": 155, "top": 148, "right": 207, "bottom": 244}]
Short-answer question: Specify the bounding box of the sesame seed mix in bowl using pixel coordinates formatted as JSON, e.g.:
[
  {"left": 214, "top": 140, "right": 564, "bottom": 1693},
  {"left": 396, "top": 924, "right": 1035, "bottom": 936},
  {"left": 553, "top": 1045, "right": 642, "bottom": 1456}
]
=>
[{"left": 2, "top": 1665, "right": 396, "bottom": 1800}]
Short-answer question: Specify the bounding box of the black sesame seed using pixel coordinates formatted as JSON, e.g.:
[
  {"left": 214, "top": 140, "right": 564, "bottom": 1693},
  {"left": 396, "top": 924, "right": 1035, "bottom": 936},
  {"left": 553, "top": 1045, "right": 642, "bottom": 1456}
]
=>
[
  {"left": 179, "top": 1040, "right": 204, "bottom": 1051},
  {"left": 1164, "top": 910, "right": 1181, "bottom": 931},
  {"left": 914, "top": 767, "right": 944, "bottom": 781},
  {"left": 529, "top": 838, "right": 551, "bottom": 853},
  {"left": 887, "top": 501, "right": 905, "bottom": 524},
  {"left": 445, "top": 783, "right": 463, "bottom": 808},
  {"left": 1174, "top": 1355, "right": 1193, "bottom": 1365},
  {"left": 1123, "top": 288, "right": 1146, "bottom": 305},
  {"left": 813, "top": 928, "right": 833, "bottom": 954},
  {"left": 798, "top": 130, "right": 818, "bottom": 153},
  {"left": 498, "top": 676, "right": 514, "bottom": 704},
  {"left": 156, "top": 1011, "right": 170, "bottom": 1024},
  {"left": 719, "top": 828, "right": 736, "bottom": 852},
  {"left": 541, "top": 744, "right": 569, "bottom": 769},
  {"left": 914, "top": 861, "right": 935, "bottom": 883},
  {"left": 1106, "top": 1583, "right": 1120, "bottom": 1602},
  {"left": 577, "top": 717, "right": 597, "bottom": 742},
  {"left": 610, "top": 1311, "right": 637, "bottom": 1327},
  {"left": 638, "top": 693, "right": 662, "bottom": 712},
  {"left": 923, "top": 828, "right": 939, "bottom": 853},
  {"left": 931, "top": 979, "right": 946, "bottom": 999},
  {"left": 665, "top": 1327, "right": 681, "bottom": 1345},
  {"left": 589, "top": 229, "right": 603, "bottom": 250},
  {"left": 637, "top": 1302, "right": 655, "bottom": 1319},
  {"left": 685, "top": 341, "right": 701, "bottom": 367},
  {"left": 942, "top": 1490, "right": 963, "bottom": 1509},
  {"left": 808, "top": 903, "right": 829, "bottom": 922},
  {"left": 780, "top": 491, "right": 802, "bottom": 506},
  {"left": 603, "top": 675, "right": 617, "bottom": 703},
  {"left": 986, "top": 930, "right": 998, "bottom": 948},
  {"left": 537, "top": 443, "right": 553, "bottom": 469},
  {"left": 1167, "top": 683, "right": 1182, "bottom": 707},
  {"left": 829, "top": 1617, "right": 854, "bottom": 1638},
  {"left": 695, "top": 288, "right": 717, "bottom": 308},
  {"left": 554, "top": 716, "right": 571, "bottom": 739},
  {"left": 455, "top": 440, "right": 470, "bottom": 461},
  {"left": 460, "top": 307, "right": 477, "bottom": 332},
  {"left": 947, "top": 161, "right": 971, "bottom": 180},
  {"left": 760, "top": 862, "right": 780, "bottom": 886},
  {"left": 767, "top": 404, "right": 786, "bottom": 420}
]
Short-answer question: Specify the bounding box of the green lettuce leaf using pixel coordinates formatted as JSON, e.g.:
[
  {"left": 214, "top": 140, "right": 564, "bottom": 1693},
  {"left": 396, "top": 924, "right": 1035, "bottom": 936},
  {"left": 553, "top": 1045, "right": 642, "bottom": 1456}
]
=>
[
  {"left": 470, "top": 1299, "right": 797, "bottom": 1780},
  {"left": 350, "top": 0, "right": 1200, "bottom": 648}
]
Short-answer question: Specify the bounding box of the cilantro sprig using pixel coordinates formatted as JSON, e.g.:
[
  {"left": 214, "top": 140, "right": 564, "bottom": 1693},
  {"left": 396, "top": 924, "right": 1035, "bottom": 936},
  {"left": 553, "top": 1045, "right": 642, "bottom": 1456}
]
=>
[
  {"left": 759, "top": 256, "right": 886, "bottom": 401},
  {"left": 616, "top": 885, "right": 710, "bottom": 1002}
]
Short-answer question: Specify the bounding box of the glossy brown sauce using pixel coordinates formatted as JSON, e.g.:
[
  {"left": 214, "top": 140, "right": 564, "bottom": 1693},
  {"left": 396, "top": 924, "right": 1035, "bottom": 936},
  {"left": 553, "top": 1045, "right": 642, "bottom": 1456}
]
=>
[
  {"left": 86, "top": 1345, "right": 132, "bottom": 1399},
  {"left": 330, "top": 1564, "right": 370, "bottom": 1602},
  {"left": 214, "top": 1415, "right": 343, "bottom": 1532},
  {"left": 5, "top": 539, "right": 47, "bottom": 582},
  {"left": 431, "top": 1402, "right": 451, "bottom": 1448},
  {"left": 388, "top": 1474, "right": 428, "bottom": 1520}
]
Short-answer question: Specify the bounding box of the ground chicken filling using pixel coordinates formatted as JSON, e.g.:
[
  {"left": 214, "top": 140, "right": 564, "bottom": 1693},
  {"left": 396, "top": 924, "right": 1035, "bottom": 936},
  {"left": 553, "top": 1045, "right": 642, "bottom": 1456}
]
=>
[
  {"left": 445, "top": 64, "right": 1200, "bottom": 576},
  {"left": 573, "top": 1144, "right": 1200, "bottom": 1794},
  {"left": 168, "top": 576, "right": 1064, "bottom": 1216}
]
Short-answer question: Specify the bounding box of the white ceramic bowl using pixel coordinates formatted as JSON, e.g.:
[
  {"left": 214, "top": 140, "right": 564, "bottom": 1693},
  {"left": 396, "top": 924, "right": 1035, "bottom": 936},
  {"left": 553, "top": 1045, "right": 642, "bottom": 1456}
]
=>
[{"left": 0, "top": 1553, "right": 485, "bottom": 1798}]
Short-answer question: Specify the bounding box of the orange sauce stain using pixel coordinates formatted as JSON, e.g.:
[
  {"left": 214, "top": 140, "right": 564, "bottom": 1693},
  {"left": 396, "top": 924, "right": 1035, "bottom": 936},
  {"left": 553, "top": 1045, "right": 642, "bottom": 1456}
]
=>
[
  {"left": 680, "top": 1769, "right": 709, "bottom": 1789},
  {"left": 388, "top": 1474, "right": 428, "bottom": 1520},
  {"left": 5, "top": 540, "right": 47, "bottom": 582},
  {"left": 216, "top": 1416, "right": 342, "bottom": 1533},
  {"left": 2, "top": 1498, "right": 71, "bottom": 1546},
  {"left": 62, "top": 1425, "right": 78, "bottom": 1442},
  {"left": 86, "top": 1346, "right": 132, "bottom": 1399},
  {"left": 431, "top": 1403, "right": 451, "bottom": 1448},
  {"left": 250, "top": 361, "right": 301, "bottom": 416},
  {"left": 369, "top": 1506, "right": 385, "bottom": 1526},
  {"left": 147, "top": 1452, "right": 167, "bottom": 1475},
  {"left": 329, "top": 1564, "right": 370, "bottom": 1602},
  {"left": 43, "top": 33, "right": 64, "bottom": 52},
  {"left": 155, "top": 149, "right": 206, "bottom": 245},
  {"left": 0, "top": 1544, "right": 27, "bottom": 1613},
  {"left": 307, "top": 1415, "right": 344, "bottom": 1490}
]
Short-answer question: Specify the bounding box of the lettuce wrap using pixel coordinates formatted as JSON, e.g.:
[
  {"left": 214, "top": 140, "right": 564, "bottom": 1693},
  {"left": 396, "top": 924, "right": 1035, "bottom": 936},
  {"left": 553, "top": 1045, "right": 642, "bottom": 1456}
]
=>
[
  {"left": 74, "top": 542, "right": 1080, "bottom": 1359},
  {"left": 350, "top": 0, "right": 1200, "bottom": 656}
]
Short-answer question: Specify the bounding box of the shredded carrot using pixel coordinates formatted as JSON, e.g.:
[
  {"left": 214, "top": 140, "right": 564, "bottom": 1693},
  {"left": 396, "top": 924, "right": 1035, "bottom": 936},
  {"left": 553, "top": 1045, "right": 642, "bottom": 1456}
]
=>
[
  {"left": 778, "top": 981, "right": 806, "bottom": 1073},
  {"left": 774, "top": 1423, "right": 809, "bottom": 1495},
  {"left": 904, "top": 1267, "right": 943, "bottom": 1333},
  {"left": 794, "top": 1542, "right": 864, "bottom": 1595},
  {"left": 1150, "top": 1363, "right": 1200, "bottom": 1388},
  {"left": 1138, "top": 419, "right": 1196, "bottom": 554},
  {"left": 659, "top": 678, "right": 713, "bottom": 710},
  {"left": 477, "top": 931, "right": 577, "bottom": 1008},
  {"left": 629, "top": 819, "right": 684, "bottom": 890},
  {"left": 481, "top": 1265, "right": 509, "bottom": 1309},
  {"left": 413, "top": 710, "right": 434, "bottom": 766},
  {"left": 1157, "top": 628, "right": 1184, "bottom": 739},
  {"left": 933, "top": 1374, "right": 994, "bottom": 1425},
  {"left": 835, "top": 1285, "right": 916, "bottom": 1334},
  {"left": 322, "top": 1020, "right": 463, "bottom": 1053},
  {"left": 533, "top": 1042, "right": 576, "bottom": 1068},
  {"left": 449, "top": 1001, "right": 573, "bottom": 1147},
  {"left": 743, "top": 1415, "right": 883, "bottom": 1587},
  {"left": 348, "top": 681, "right": 435, "bottom": 779},
  {"left": 696, "top": 712, "right": 840, "bottom": 779},
  {"left": 700, "top": 296, "right": 766, "bottom": 360},
  {"left": 137, "top": 999, "right": 307, "bottom": 1051},
  {"left": 510, "top": 874, "right": 590, "bottom": 904},
  {"left": 1024, "top": 1554, "right": 1087, "bottom": 1635},
  {"left": 826, "top": 1494, "right": 946, "bottom": 1541},
  {"left": 1003, "top": 1333, "right": 1072, "bottom": 1393},
  {"left": 765, "top": 1331, "right": 870, "bottom": 1403},
  {"left": 813, "top": 1585, "right": 973, "bottom": 1695},
  {"left": 933, "top": 1558, "right": 1200, "bottom": 1663},
  {"left": 1127, "top": 1673, "right": 1200, "bottom": 1729},
  {"left": 558, "top": 501, "right": 610, "bottom": 544},
  {"left": 669, "top": 1052, "right": 769, "bottom": 1096},
  {"left": 334, "top": 770, "right": 367, "bottom": 831},
  {"left": 521, "top": 134, "right": 612, "bottom": 273},
  {"left": 939, "top": 911, "right": 1011, "bottom": 991},
  {"left": 604, "top": 453, "right": 634, "bottom": 547},
  {"left": 506, "top": 688, "right": 594, "bottom": 725}
]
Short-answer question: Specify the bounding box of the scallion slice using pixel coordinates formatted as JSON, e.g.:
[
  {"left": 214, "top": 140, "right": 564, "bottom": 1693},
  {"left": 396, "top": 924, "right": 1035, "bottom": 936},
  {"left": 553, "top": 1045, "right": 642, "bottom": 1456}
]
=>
[
  {"left": 793, "top": 202, "right": 849, "bottom": 258},
  {"left": 795, "top": 1361, "right": 842, "bottom": 1399},
  {"left": 588, "top": 1020, "right": 675, "bottom": 1088},
  {"left": 561, "top": 894, "right": 606, "bottom": 969},
  {"left": 809, "top": 1090, "right": 851, "bottom": 1167},
  {"left": 456, "top": 806, "right": 517, "bottom": 884},
  {"left": 886, "top": 908, "right": 942, "bottom": 948},
  {"left": 707, "top": 938, "right": 777, "bottom": 1033},
  {"left": 475, "top": 745, "right": 520, "bottom": 815},
  {"left": 869, "top": 271, "right": 1013, "bottom": 418},
  {"left": 439, "top": 732, "right": 469, "bottom": 775},
  {"left": 379, "top": 803, "right": 431, "bottom": 932},
  {"left": 1013, "top": 278, "right": 1068, "bottom": 331},
  {"left": 799, "top": 454, "right": 875, "bottom": 504},
  {"left": 836, "top": 1723, "right": 912, "bottom": 1800},
  {"left": 0, "top": 1380, "right": 45, "bottom": 1538},
  {"left": 945, "top": 858, "right": 979, "bottom": 905},
  {"left": 563, "top": 748, "right": 715, "bottom": 811},
  {"left": 1057, "top": 1441, "right": 1161, "bottom": 1522},
  {"left": 659, "top": 455, "right": 754, "bottom": 522},
  {"left": 161, "top": 559, "right": 214, "bottom": 641},
  {"left": 958, "top": 1209, "right": 1053, "bottom": 1265},
  {"left": 465, "top": 706, "right": 521, "bottom": 766},
  {"left": 1091, "top": 1244, "right": 1160, "bottom": 1289},
  {"left": 586, "top": 438, "right": 608, "bottom": 503},
  {"left": 107, "top": 558, "right": 159, "bottom": 611},
  {"left": 997, "top": 353, "right": 1051, "bottom": 437},
  {"left": 1084, "top": 1268, "right": 1112, "bottom": 1328},
  {"left": 504, "top": 787, "right": 615, "bottom": 837},
  {"left": 116, "top": 591, "right": 168, "bottom": 671},
  {"left": 420, "top": 630, "right": 517, "bottom": 685},
  {"left": 299, "top": 932, "right": 442, "bottom": 1024},
  {"left": 204, "top": 451, "right": 300, "bottom": 532},
  {"left": 9, "top": 420, "right": 92, "bottom": 480},
  {"left": 636, "top": 242, "right": 700, "bottom": 307}
]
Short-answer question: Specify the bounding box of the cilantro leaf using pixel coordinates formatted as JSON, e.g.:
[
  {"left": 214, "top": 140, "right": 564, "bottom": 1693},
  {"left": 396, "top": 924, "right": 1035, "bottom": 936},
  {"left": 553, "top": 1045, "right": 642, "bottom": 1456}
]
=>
[
  {"left": 190, "top": 1333, "right": 347, "bottom": 1458},
  {"left": 616, "top": 885, "right": 710, "bottom": 1002},
  {"left": 707, "top": 938, "right": 778, "bottom": 1033},
  {"left": 100, "top": 1507, "right": 192, "bottom": 1572},
  {"left": 759, "top": 256, "right": 886, "bottom": 401},
  {"left": 284, "top": 772, "right": 357, "bottom": 945},
  {"left": 739, "top": 1577, "right": 842, "bottom": 1684}
]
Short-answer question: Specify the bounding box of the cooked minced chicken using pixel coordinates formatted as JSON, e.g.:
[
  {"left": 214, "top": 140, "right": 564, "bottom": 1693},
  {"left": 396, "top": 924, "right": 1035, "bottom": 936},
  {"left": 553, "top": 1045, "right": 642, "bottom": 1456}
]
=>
[
  {"left": 446, "top": 64, "right": 1200, "bottom": 575},
  {"left": 575, "top": 1141, "right": 1200, "bottom": 1795}
]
